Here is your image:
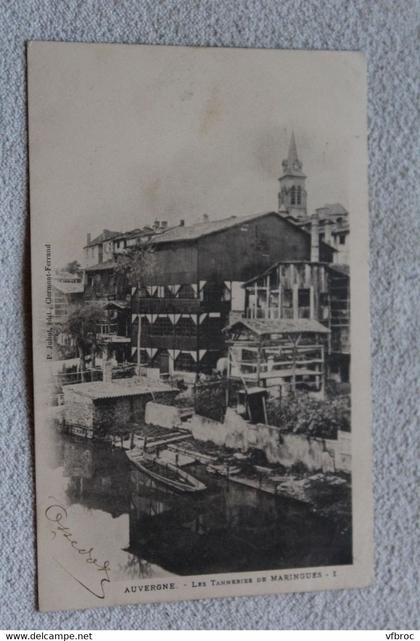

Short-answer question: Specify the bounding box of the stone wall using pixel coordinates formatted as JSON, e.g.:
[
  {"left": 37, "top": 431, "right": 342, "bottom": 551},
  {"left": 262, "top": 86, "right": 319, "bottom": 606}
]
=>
[
  {"left": 187, "top": 407, "right": 351, "bottom": 473},
  {"left": 145, "top": 401, "right": 182, "bottom": 429},
  {"left": 64, "top": 389, "right": 178, "bottom": 433},
  {"left": 95, "top": 391, "right": 178, "bottom": 433},
  {"left": 63, "top": 388, "right": 93, "bottom": 427}
]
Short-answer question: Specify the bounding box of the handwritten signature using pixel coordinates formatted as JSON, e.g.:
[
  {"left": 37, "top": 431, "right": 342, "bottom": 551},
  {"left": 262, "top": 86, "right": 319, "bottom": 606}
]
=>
[{"left": 45, "top": 500, "right": 111, "bottom": 600}]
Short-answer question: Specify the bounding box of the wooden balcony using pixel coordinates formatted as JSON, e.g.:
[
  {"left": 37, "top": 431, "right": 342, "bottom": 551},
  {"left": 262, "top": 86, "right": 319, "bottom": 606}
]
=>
[
  {"left": 140, "top": 333, "right": 225, "bottom": 351},
  {"left": 97, "top": 322, "right": 118, "bottom": 335},
  {"left": 133, "top": 297, "right": 230, "bottom": 315}
]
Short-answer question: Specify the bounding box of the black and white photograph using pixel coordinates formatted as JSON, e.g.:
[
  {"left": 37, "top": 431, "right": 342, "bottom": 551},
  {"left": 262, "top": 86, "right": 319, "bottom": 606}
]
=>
[{"left": 28, "top": 42, "right": 373, "bottom": 611}]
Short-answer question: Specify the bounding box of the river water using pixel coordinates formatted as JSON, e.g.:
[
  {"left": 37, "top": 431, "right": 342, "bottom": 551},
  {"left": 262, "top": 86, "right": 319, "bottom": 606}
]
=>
[{"left": 49, "top": 427, "right": 352, "bottom": 580}]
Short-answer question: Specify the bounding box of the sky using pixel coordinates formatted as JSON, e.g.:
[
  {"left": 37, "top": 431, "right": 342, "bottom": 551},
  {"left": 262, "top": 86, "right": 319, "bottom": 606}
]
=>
[{"left": 28, "top": 44, "right": 365, "bottom": 266}]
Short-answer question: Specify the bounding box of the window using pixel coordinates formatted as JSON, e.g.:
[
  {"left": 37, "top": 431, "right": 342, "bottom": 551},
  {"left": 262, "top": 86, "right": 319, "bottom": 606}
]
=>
[
  {"left": 269, "top": 270, "right": 279, "bottom": 288},
  {"left": 176, "top": 317, "right": 196, "bottom": 336},
  {"left": 177, "top": 284, "right": 196, "bottom": 299},
  {"left": 296, "top": 185, "right": 302, "bottom": 205},
  {"left": 164, "top": 286, "right": 175, "bottom": 298},
  {"left": 203, "top": 280, "right": 223, "bottom": 302},
  {"left": 282, "top": 288, "right": 293, "bottom": 318},
  {"left": 298, "top": 288, "right": 311, "bottom": 319},
  {"left": 339, "top": 233, "right": 346, "bottom": 245},
  {"left": 290, "top": 186, "right": 296, "bottom": 205},
  {"left": 200, "top": 316, "right": 222, "bottom": 337},
  {"left": 149, "top": 316, "right": 173, "bottom": 335},
  {"left": 175, "top": 352, "right": 195, "bottom": 372},
  {"left": 320, "top": 292, "right": 329, "bottom": 319}
]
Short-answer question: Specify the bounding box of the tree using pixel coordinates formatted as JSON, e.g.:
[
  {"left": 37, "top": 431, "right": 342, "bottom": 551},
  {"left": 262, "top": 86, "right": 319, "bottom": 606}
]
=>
[
  {"left": 65, "top": 303, "right": 105, "bottom": 381},
  {"left": 114, "top": 241, "right": 156, "bottom": 286},
  {"left": 114, "top": 242, "right": 156, "bottom": 373},
  {"left": 64, "top": 260, "right": 83, "bottom": 275}
]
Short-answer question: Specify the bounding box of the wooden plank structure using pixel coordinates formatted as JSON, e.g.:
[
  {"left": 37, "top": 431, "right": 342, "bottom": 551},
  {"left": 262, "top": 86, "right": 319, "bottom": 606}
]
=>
[
  {"left": 243, "top": 261, "right": 330, "bottom": 323},
  {"left": 224, "top": 317, "right": 329, "bottom": 397},
  {"left": 236, "top": 260, "right": 350, "bottom": 388}
]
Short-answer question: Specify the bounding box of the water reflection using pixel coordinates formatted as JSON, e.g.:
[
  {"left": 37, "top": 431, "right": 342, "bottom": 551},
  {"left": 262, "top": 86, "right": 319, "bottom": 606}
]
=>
[{"left": 53, "top": 430, "right": 351, "bottom": 579}]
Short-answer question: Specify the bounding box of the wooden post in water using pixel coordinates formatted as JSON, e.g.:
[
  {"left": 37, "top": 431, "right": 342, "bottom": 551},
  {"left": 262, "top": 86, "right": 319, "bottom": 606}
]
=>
[{"left": 136, "top": 314, "right": 142, "bottom": 376}]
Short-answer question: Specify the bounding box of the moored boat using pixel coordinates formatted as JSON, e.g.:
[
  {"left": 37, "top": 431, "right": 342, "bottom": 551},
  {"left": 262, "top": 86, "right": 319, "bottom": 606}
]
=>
[
  {"left": 126, "top": 449, "right": 206, "bottom": 493},
  {"left": 206, "top": 463, "right": 241, "bottom": 477}
]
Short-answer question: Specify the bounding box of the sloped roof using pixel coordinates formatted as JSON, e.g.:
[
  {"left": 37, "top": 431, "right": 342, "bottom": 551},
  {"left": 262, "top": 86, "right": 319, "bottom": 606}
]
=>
[
  {"left": 316, "top": 203, "right": 348, "bottom": 216},
  {"left": 153, "top": 210, "right": 332, "bottom": 245},
  {"left": 55, "top": 270, "right": 82, "bottom": 281},
  {"left": 328, "top": 264, "right": 350, "bottom": 277},
  {"left": 64, "top": 378, "right": 176, "bottom": 400},
  {"left": 112, "top": 227, "right": 156, "bottom": 242},
  {"left": 85, "top": 230, "right": 122, "bottom": 248},
  {"left": 224, "top": 317, "right": 330, "bottom": 336},
  {"left": 103, "top": 301, "right": 129, "bottom": 310},
  {"left": 52, "top": 281, "right": 84, "bottom": 294},
  {"left": 152, "top": 212, "right": 279, "bottom": 244},
  {"left": 85, "top": 259, "right": 117, "bottom": 272}
]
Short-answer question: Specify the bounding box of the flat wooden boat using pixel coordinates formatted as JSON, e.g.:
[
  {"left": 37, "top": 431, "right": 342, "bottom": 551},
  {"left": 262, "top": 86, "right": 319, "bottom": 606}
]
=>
[
  {"left": 206, "top": 463, "right": 241, "bottom": 477},
  {"left": 126, "top": 449, "right": 206, "bottom": 493}
]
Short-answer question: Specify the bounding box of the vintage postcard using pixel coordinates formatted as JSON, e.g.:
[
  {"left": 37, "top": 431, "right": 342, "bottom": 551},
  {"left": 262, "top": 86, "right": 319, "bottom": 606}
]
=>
[{"left": 28, "top": 42, "right": 373, "bottom": 611}]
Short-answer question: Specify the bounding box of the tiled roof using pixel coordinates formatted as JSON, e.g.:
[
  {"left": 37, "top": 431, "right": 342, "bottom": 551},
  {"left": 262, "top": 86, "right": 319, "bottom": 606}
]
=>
[
  {"left": 64, "top": 378, "right": 176, "bottom": 400},
  {"left": 85, "top": 259, "right": 116, "bottom": 272},
  {"left": 52, "top": 281, "right": 84, "bottom": 294},
  {"left": 55, "top": 270, "right": 82, "bottom": 281},
  {"left": 328, "top": 264, "right": 350, "bottom": 276},
  {"left": 224, "top": 318, "right": 330, "bottom": 336},
  {"left": 153, "top": 212, "right": 281, "bottom": 244},
  {"left": 85, "top": 230, "right": 122, "bottom": 248},
  {"left": 112, "top": 227, "right": 156, "bottom": 242},
  {"left": 316, "top": 203, "right": 348, "bottom": 216}
]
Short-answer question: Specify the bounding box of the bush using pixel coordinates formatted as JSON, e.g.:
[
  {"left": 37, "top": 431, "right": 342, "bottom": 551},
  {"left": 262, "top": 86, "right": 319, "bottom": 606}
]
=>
[
  {"left": 266, "top": 391, "right": 350, "bottom": 439},
  {"left": 194, "top": 379, "right": 227, "bottom": 422},
  {"left": 193, "top": 377, "right": 243, "bottom": 423}
]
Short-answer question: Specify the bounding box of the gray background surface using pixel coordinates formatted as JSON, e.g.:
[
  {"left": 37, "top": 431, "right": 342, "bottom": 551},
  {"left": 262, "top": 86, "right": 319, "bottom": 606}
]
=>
[{"left": 0, "top": 0, "right": 418, "bottom": 630}]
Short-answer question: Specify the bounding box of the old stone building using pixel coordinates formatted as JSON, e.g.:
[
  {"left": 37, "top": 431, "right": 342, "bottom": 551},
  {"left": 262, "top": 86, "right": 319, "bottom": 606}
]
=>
[{"left": 63, "top": 378, "right": 178, "bottom": 438}]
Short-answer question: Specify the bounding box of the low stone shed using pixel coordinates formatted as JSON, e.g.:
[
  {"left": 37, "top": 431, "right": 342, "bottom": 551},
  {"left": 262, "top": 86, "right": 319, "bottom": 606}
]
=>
[{"left": 63, "top": 378, "right": 178, "bottom": 437}]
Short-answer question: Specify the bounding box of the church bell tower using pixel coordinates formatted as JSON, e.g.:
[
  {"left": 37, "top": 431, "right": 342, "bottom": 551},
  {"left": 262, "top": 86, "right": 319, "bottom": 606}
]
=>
[{"left": 278, "top": 132, "right": 307, "bottom": 221}]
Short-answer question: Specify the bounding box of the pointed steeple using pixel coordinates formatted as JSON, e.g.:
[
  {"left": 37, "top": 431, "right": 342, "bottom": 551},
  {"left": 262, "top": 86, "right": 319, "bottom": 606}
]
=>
[
  {"left": 288, "top": 131, "right": 298, "bottom": 166},
  {"left": 282, "top": 131, "right": 305, "bottom": 177},
  {"left": 278, "top": 131, "right": 307, "bottom": 220}
]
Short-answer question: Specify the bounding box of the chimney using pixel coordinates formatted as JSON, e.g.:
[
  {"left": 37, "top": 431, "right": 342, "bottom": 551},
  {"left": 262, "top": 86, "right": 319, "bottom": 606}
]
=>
[
  {"left": 153, "top": 220, "right": 160, "bottom": 231},
  {"left": 203, "top": 213, "right": 209, "bottom": 222},
  {"left": 179, "top": 219, "right": 185, "bottom": 226},
  {"left": 310, "top": 213, "right": 319, "bottom": 262},
  {"left": 86, "top": 233, "right": 91, "bottom": 245},
  {"left": 160, "top": 220, "right": 168, "bottom": 230}
]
